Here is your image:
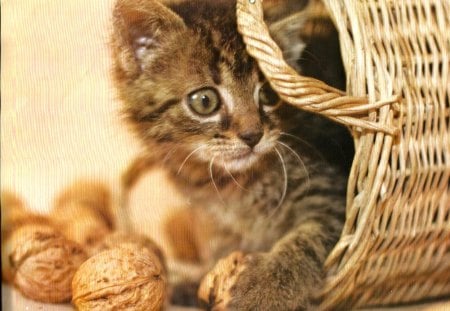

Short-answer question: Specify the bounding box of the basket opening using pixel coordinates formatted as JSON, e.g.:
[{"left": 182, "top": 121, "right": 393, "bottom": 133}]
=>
[
  {"left": 296, "top": 4, "right": 346, "bottom": 91},
  {"left": 285, "top": 0, "right": 355, "bottom": 174}
]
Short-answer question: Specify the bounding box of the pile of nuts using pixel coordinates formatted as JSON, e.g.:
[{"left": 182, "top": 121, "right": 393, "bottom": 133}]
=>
[{"left": 1, "top": 182, "right": 167, "bottom": 311}]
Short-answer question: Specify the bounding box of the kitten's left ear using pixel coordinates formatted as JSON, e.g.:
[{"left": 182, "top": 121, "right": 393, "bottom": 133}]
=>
[
  {"left": 111, "top": 0, "right": 186, "bottom": 78},
  {"left": 263, "top": 0, "right": 310, "bottom": 71}
]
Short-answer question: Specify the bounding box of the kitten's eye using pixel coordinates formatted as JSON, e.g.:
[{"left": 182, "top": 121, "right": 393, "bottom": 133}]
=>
[
  {"left": 258, "top": 82, "right": 281, "bottom": 107},
  {"left": 188, "top": 88, "right": 221, "bottom": 116}
]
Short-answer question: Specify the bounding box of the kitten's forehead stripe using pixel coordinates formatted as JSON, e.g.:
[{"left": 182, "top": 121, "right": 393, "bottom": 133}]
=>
[
  {"left": 209, "top": 47, "right": 222, "bottom": 85},
  {"left": 169, "top": 0, "right": 257, "bottom": 82}
]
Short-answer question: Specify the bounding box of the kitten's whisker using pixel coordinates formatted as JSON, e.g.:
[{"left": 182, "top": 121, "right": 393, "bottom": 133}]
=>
[
  {"left": 209, "top": 156, "right": 225, "bottom": 205},
  {"left": 299, "top": 49, "right": 324, "bottom": 67},
  {"left": 223, "top": 162, "right": 253, "bottom": 193},
  {"left": 280, "top": 132, "right": 314, "bottom": 149},
  {"left": 177, "top": 145, "right": 204, "bottom": 175},
  {"left": 269, "top": 147, "right": 288, "bottom": 218},
  {"left": 163, "top": 146, "right": 179, "bottom": 164},
  {"left": 280, "top": 132, "right": 325, "bottom": 162},
  {"left": 277, "top": 141, "right": 311, "bottom": 194},
  {"left": 282, "top": 47, "right": 323, "bottom": 68},
  {"left": 283, "top": 55, "right": 311, "bottom": 64}
]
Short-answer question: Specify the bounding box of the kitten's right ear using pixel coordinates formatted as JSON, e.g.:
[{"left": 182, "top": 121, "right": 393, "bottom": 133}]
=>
[
  {"left": 111, "top": 0, "right": 186, "bottom": 78},
  {"left": 263, "top": 0, "right": 310, "bottom": 71}
]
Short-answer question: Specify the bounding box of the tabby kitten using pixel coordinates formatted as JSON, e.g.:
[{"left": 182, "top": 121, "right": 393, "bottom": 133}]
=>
[{"left": 111, "top": 0, "right": 352, "bottom": 309}]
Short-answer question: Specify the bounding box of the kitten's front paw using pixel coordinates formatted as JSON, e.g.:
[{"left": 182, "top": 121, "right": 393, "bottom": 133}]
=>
[
  {"left": 199, "top": 252, "right": 310, "bottom": 311},
  {"left": 198, "top": 251, "right": 246, "bottom": 310},
  {"left": 227, "top": 253, "right": 309, "bottom": 311}
]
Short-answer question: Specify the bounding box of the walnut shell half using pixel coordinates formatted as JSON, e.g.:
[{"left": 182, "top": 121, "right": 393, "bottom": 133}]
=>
[
  {"left": 72, "top": 247, "right": 166, "bottom": 311},
  {"left": 6, "top": 223, "right": 88, "bottom": 303}
]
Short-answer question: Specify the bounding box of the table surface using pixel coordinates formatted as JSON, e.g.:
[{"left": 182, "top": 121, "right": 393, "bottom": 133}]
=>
[
  {"left": 3, "top": 284, "right": 450, "bottom": 311},
  {"left": 2, "top": 285, "right": 200, "bottom": 311}
]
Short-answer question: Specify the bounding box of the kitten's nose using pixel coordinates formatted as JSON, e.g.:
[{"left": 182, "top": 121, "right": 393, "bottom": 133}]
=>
[{"left": 238, "top": 130, "right": 263, "bottom": 148}]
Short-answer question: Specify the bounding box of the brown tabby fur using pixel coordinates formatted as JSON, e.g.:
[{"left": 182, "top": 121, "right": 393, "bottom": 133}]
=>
[{"left": 111, "top": 0, "right": 353, "bottom": 309}]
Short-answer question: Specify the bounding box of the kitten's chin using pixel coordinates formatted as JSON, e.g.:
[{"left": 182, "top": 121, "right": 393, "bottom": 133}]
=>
[
  {"left": 215, "top": 140, "right": 277, "bottom": 173},
  {"left": 220, "top": 152, "right": 261, "bottom": 173}
]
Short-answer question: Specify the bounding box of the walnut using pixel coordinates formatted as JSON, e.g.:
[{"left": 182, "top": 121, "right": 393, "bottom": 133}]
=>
[
  {"left": 51, "top": 201, "right": 112, "bottom": 254},
  {"left": 72, "top": 247, "right": 166, "bottom": 311},
  {"left": 1, "top": 191, "right": 51, "bottom": 242},
  {"left": 1, "top": 192, "right": 54, "bottom": 283},
  {"left": 198, "top": 251, "right": 245, "bottom": 310},
  {"left": 92, "top": 231, "right": 165, "bottom": 269},
  {"left": 51, "top": 181, "right": 114, "bottom": 252},
  {"left": 5, "top": 223, "right": 87, "bottom": 303},
  {"left": 53, "top": 180, "right": 114, "bottom": 229}
]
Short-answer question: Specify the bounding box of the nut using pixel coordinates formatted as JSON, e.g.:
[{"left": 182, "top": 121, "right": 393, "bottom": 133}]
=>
[
  {"left": 1, "top": 191, "right": 26, "bottom": 216},
  {"left": 92, "top": 231, "right": 165, "bottom": 269},
  {"left": 1, "top": 191, "right": 51, "bottom": 242},
  {"left": 51, "top": 181, "right": 115, "bottom": 252},
  {"left": 51, "top": 201, "right": 112, "bottom": 254},
  {"left": 54, "top": 180, "right": 114, "bottom": 229},
  {"left": 198, "top": 251, "right": 245, "bottom": 310},
  {"left": 72, "top": 247, "right": 166, "bottom": 311},
  {"left": 1, "top": 192, "right": 54, "bottom": 283},
  {"left": 2, "top": 223, "right": 56, "bottom": 284},
  {"left": 6, "top": 223, "right": 88, "bottom": 303}
]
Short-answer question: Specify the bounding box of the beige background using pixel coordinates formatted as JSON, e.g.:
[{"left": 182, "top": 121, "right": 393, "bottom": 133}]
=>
[
  {"left": 1, "top": 0, "right": 186, "bottom": 234},
  {"left": 2, "top": 0, "right": 186, "bottom": 309},
  {"left": 2, "top": 0, "right": 136, "bottom": 211},
  {"left": 2, "top": 1, "right": 449, "bottom": 310}
]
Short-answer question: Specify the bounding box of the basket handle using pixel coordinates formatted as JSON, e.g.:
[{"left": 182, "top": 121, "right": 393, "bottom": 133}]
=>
[{"left": 236, "top": 0, "right": 400, "bottom": 135}]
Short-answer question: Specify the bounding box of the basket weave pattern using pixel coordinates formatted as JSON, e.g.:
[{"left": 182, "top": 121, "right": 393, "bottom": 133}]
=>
[{"left": 236, "top": 0, "right": 450, "bottom": 309}]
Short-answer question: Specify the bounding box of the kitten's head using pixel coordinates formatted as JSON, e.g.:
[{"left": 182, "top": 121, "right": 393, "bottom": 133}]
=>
[{"left": 111, "top": 0, "right": 306, "bottom": 173}]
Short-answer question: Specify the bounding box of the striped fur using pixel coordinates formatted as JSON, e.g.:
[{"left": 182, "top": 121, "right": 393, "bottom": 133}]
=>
[{"left": 111, "top": 0, "right": 353, "bottom": 309}]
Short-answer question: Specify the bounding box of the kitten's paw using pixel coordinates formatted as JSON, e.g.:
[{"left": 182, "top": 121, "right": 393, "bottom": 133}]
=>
[
  {"left": 227, "top": 253, "right": 308, "bottom": 311},
  {"left": 198, "top": 251, "right": 245, "bottom": 310},
  {"left": 199, "top": 252, "right": 310, "bottom": 311}
]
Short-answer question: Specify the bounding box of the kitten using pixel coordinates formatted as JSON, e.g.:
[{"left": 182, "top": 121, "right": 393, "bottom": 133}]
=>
[{"left": 111, "top": 0, "right": 353, "bottom": 309}]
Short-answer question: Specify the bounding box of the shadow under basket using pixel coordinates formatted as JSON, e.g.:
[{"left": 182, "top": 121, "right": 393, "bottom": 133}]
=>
[{"left": 236, "top": 0, "right": 450, "bottom": 309}]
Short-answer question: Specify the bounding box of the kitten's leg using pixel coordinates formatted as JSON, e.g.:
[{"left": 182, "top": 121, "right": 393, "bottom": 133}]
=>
[
  {"left": 117, "top": 154, "right": 156, "bottom": 232},
  {"left": 168, "top": 209, "right": 243, "bottom": 307},
  {"left": 168, "top": 259, "right": 208, "bottom": 307},
  {"left": 122, "top": 154, "right": 156, "bottom": 191},
  {"left": 225, "top": 217, "right": 343, "bottom": 310}
]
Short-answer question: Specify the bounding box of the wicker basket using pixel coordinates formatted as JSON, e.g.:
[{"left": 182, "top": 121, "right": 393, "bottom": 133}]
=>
[{"left": 236, "top": 0, "right": 450, "bottom": 309}]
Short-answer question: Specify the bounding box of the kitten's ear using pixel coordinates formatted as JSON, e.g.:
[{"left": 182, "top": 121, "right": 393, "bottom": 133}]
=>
[
  {"left": 263, "top": 0, "right": 309, "bottom": 23},
  {"left": 111, "top": 0, "right": 186, "bottom": 77},
  {"left": 263, "top": 0, "right": 310, "bottom": 71}
]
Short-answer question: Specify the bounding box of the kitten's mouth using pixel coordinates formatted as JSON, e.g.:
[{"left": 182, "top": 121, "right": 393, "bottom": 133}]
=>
[
  {"left": 219, "top": 150, "right": 260, "bottom": 172},
  {"left": 205, "top": 137, "right": 278, "bottom": 173},
  {"left": 224, "top": 150, "right": 252, "bottom": 161}
]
